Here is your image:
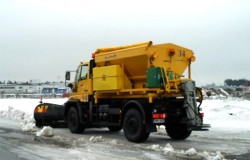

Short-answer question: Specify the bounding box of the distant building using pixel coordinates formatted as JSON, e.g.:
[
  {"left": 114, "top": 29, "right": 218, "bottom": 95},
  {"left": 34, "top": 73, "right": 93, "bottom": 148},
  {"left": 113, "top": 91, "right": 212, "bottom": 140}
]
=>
[
  {"left": 0, "top": 84, "right": 16, "bottom": 94},
  {"left": 0, "top": 82, "right": 67, "bottom": 98}
]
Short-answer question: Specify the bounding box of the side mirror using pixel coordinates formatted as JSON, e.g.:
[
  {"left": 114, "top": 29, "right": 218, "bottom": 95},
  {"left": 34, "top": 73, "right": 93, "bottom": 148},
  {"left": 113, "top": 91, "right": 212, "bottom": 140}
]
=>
[
  {"left": 65, "top": 71, "right": 71, "bottom": 80},
  {"left": 67, "top": 83, "right": 73, "bottom": 90}
]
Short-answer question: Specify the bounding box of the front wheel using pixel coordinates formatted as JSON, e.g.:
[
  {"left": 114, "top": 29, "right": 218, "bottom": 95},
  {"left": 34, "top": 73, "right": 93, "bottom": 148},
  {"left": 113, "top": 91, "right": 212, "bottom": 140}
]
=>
[
  {"left": 123, "top": 109, "right": 150, "bottom": 143},
  {"left": 166, "top": 123, "right": 191, "bottom": 140},
  {"left": 67, "top": 107, "right": 84, "bottom": 133}
]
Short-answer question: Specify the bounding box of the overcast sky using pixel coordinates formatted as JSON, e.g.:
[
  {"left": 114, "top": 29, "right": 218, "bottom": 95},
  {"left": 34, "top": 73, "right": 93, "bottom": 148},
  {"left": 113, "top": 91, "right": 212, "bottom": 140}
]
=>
[{"left": 1, "top": 0, "right": 250, "bottom": 86}]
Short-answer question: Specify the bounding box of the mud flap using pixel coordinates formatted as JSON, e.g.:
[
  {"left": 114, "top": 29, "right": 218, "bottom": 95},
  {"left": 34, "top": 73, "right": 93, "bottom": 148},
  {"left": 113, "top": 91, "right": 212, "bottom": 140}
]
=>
[
  {"left": 192, "top": 124, "right": 211, "bottom": 131},
  {"left": 34, "top": 103, "right": 66, "bottom": 127}
]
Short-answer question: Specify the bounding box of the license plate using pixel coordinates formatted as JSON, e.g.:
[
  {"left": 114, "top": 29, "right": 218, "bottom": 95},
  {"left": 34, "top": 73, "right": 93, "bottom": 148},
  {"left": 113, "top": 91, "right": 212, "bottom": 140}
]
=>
[{"left": 153, "top": 119, "right": 165, "bottom": 124}]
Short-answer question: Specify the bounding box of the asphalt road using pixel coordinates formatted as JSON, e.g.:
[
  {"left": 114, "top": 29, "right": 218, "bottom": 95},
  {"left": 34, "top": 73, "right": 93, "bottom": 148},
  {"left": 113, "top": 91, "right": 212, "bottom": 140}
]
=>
[
  {"left": 0, "top": 141, "right": 21, "bottom": 160},
  {"left": 0, "top": 118, "right": 250, "bottom": 160},
  {"left": 54, "top": 127, "right": 250, "bottom": 159}
]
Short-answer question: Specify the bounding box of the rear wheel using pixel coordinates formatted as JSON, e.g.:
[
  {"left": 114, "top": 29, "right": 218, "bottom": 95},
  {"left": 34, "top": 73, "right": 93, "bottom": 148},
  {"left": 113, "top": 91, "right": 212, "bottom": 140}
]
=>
[
  {"left": 166, "top": 123, "right": 191, "bottom": 140},
  {"left": 123, "top": 109, "right": 150, "bottom": 143},
  {"left": 67, "top": 107, "right": 84, "bottom": 133}
]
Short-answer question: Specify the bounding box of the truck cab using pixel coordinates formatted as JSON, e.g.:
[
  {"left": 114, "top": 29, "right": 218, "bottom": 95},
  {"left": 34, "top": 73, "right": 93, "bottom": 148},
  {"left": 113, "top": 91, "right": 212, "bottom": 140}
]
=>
[{"left": 67, "top": 62, "right": 93, "bottom": 102}]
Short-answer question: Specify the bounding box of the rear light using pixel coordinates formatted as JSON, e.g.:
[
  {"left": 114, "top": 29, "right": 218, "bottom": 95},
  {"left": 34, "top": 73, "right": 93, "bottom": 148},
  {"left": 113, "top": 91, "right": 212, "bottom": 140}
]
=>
[
  {"left": 42, "top": 108, "right": 48, "bottom": 113},
  {"left": 34, "top": 105, "right": 48, "bottom": 113},
  {"left": 153, "top": 113, "right": 166, "bottom": 119}
]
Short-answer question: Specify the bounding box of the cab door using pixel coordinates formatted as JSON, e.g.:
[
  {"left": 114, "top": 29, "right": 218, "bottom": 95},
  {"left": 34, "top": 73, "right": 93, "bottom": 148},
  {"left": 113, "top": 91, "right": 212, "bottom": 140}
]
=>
[{"left": 73, "top": 64, "right": 92, "bottom": 102}]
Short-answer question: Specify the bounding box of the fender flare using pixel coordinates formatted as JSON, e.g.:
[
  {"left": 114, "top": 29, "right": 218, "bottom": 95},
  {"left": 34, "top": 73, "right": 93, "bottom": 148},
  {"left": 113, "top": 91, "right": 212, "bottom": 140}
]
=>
[
  {"left": 64, "top": 100, "right": 83, "bottom": 122},
  {"left": 121, "top": 100, "right": 147, "bottom": 124}
]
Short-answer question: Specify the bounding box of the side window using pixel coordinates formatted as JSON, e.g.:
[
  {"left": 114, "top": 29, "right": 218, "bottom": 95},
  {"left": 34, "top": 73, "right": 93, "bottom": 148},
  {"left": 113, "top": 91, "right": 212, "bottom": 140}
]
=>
[
  {"left": 73, "top": 66, "right": 81, "bottom": 92},
  {"left": 75, "top": 66, "right": 81, "bottom": 83},
  {"left": 75, "top": 65, "right": 88, "bottom": 82},
  {"left": 73, "top": 65, "right": 88, "bottom": 92},
  {"left": 80, "top": 65, "right": 88, "bottom": 80}
]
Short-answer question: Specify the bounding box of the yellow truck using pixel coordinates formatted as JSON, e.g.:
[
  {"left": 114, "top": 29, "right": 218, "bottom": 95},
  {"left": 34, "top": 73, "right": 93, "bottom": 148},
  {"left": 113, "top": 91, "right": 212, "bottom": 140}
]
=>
[{"left": 34, "top": 41, "right": 209, "bottom": 142}]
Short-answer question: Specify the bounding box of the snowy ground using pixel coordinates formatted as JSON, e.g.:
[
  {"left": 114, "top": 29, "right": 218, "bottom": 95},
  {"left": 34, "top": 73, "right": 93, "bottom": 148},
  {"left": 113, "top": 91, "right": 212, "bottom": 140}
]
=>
[{"left": 0, "top": 97, "right": 250, "bottom": 159}]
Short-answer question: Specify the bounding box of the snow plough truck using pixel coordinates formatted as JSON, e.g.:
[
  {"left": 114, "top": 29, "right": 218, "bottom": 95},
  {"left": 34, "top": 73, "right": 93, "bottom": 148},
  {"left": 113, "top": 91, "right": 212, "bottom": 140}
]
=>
[{"left": 34, "top": 41, "right": 210, "bottom": 142}]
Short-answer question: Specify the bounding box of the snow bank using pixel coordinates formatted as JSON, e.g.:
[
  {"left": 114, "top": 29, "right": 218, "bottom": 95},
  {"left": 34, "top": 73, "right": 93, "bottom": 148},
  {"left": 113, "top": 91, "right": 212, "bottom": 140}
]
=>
[
  {"left": 155, "top": 97, "right": 250, "bottom": 133},
  {"left": 0, "top": 98, "right": 67, "bottom": 135},
  {"left": 21, "top": 119, "right": 36, "bottom": 132},
  {"left": 0, "top": 106, "right": 37, "bottom": 132},
  {"left": 202, "top": 98, "right": 250, "bottom": 129}
]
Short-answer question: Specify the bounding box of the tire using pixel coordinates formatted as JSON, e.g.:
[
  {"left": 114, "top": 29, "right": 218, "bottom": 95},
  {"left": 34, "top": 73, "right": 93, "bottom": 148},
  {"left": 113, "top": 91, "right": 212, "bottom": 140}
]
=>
[
  {"left": 108, "top": 126, "right": 122, "bottom": 132},
  {"left": 166, "top": 123, "right": 191, "bottom": 140},
  {"left": 67, "top": 107, "right": 84, "bottom": 133},
  {"left": 123, "top": 109, "right": 150, "bottom": 143}
]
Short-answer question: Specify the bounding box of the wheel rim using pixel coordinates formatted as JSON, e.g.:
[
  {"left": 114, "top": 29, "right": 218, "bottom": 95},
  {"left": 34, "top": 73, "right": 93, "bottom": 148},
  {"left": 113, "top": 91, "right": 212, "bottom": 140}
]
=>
[
  {"left": 69, "top": 112, "right": 76, "bottom": 128},
  {"left": 127, "top": 117, "right": 138, "bottom": 134}
]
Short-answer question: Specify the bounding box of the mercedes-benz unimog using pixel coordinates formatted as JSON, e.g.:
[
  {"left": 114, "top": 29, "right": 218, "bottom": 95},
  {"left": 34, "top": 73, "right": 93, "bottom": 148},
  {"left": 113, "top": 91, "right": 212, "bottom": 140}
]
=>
[{"left": 34, "top": 41, "right": 209, "bottom": 142}]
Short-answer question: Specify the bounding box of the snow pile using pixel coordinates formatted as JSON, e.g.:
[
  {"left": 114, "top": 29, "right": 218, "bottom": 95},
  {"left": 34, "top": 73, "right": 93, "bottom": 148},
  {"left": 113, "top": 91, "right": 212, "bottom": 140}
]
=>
[
  {"left": 156, "top": 125, "right": 166, "bottom": 135},
  {"left": 108, "top": 139, "right": 118, "bottom": 145},
  {"left": 185, "top": 148, "right": 197, "bottom": 156},
  {"left": 36, "top": 126, "right": 54, "bottom": 137},
  {"left": 0, "top": 106, "right": 25, "bottom": 120},
  {"left": 204, "top": 151, "right": 225, "bottom": 160},
  {"left": 147, "top": 144, "right": 162, "bottom": 151},
  {"left": 162, "top": 143, "right": 174, "bottom": 154},
  {"left": 89, "top": 136, "right": 104, "bottom": 143},
  {"left": 147, "top": 144, "right": 174, "bottom": 154},
  {"left": 147, "top": 143, "right": 174, "bottom": 154},
  {"left": 202, "top": 88, "right": 230, "bottom": 99},
  {"left": 21, "top": 117, "right": 37, "bottom": 132},
  {"left": 147, "top": 144, "right": 225, "bottom": 160},
  {"left": 0, "top": 106, "right": 37, "bottom": 132},
  {"left": 218, "top": 88, "right": 229, "bottom": 97}
]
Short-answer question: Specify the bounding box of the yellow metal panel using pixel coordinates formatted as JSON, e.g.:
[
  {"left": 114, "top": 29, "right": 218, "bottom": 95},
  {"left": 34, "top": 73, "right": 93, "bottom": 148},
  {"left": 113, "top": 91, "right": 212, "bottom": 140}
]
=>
[
  {"left": 93, "top": 65, "right": 132, "bottom": 91},
  {"left": 95, "top": 41, "right": 152, "bottom": 54},
  {"left": 123, "top": 71, "right": 133, "bottom": 89},
  {"left": 148, "top": 43, "right": 194, "bottom": 78},
  {"left": 94, "top": 42, "right": 194, "bottom": 80},
  {"left": 93, "top": 41, "right": 195, "bottom": 92},
  {"left": 94, "top": 65, "right": 121, "bottom": 77}
]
